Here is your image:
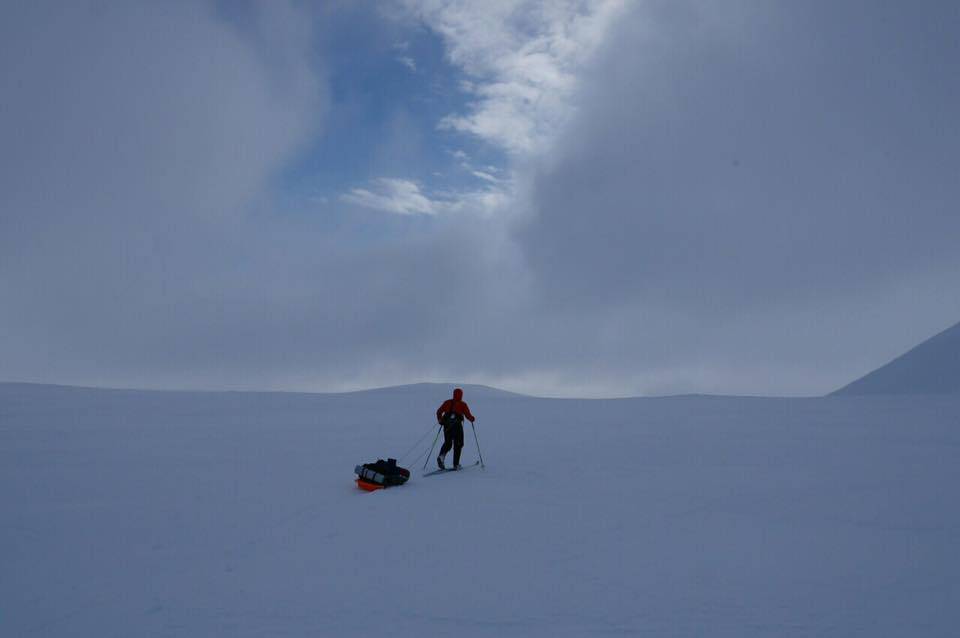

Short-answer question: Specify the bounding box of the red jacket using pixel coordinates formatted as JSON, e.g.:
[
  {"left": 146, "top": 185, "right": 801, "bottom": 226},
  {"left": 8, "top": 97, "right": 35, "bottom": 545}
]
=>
[{"left": 436, "top": 388, "right": 475, "bottom": 424}]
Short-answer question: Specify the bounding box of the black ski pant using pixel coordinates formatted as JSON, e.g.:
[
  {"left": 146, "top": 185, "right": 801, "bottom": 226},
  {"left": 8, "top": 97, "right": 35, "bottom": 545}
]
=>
[{"left": 439, "top": 422, "right": 464, "bottom": 466}]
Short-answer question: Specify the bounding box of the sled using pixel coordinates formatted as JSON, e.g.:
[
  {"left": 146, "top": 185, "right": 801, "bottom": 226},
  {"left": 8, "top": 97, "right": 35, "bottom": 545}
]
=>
[
  {"left": 355, "top": 478, "right": 386, "bottom": 492},
  {"left": 354, "top": 458, "right": 410, "bottom": 491}
]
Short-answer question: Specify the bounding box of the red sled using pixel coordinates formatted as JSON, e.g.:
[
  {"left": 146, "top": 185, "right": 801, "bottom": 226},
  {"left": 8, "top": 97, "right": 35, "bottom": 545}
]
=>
[{"left": 356, "top": 478, "right": 386, "bottom": 492}]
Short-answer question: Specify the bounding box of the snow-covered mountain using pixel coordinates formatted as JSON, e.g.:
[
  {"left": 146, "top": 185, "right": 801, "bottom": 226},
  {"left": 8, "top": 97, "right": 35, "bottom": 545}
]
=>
[
  {"left": 833, "top": 320, "right": 960, "bottom": 395},
  {"left": 2, "top": 382, "right": 959, "bottom": 636}
]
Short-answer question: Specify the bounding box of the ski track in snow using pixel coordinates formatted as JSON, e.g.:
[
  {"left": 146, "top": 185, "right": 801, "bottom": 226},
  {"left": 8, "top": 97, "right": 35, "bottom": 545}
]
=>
[{"left": 1, "top": 383, "right": 959, "bottom": 637}]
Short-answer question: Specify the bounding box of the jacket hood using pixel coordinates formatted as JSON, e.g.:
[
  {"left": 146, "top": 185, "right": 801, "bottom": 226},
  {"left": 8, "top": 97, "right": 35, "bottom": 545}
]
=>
[{"left": 452, "top": 388, "right": 463, "bottom": 401}]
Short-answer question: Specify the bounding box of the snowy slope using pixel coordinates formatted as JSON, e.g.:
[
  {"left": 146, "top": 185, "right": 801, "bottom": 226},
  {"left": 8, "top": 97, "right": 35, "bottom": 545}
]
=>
[
  {"left": 2, "top": 382, "right": 959, "bottom": 637},
  {"left": 833, "top": 320, "right": 960, "bottom": 395}
]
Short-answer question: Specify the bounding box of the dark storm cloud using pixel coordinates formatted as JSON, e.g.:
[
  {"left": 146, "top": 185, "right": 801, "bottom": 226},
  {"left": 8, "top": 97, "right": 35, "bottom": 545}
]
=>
[
  {"left": 0, "top": 1, "right": 326, "bottom": 386},
  {"left": 525, "top": 1, "right": 960, "bottom": 304},
  {"left": 510, "top": 0, "right": 960, "bottom": 394}
]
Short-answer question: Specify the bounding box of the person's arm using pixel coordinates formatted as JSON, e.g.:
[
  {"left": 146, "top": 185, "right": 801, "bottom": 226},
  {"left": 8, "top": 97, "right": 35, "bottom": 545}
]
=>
[
  {"left": 462, "top": 402, "right": 475, "bottom": 422},
  {"left": 436, "top": 400, "right": 448, "bottom": 424}
]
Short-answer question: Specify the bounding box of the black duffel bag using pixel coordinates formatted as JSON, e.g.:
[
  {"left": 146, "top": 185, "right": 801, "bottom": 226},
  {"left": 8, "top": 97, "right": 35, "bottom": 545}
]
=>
[{"left": 354, "top": 458, "right": 410, "bottom": 486}]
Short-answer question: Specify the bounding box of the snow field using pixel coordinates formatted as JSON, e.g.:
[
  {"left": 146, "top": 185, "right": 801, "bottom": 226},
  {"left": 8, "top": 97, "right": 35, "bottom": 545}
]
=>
[{"left": 2, "top": 384, "right": 958, "bottom": 636}]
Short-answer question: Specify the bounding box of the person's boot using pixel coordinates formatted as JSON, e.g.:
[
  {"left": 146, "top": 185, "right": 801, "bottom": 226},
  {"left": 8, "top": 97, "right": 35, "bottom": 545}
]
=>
[{"left": 436, "top": 455, "right": 445, "bottom": 470}]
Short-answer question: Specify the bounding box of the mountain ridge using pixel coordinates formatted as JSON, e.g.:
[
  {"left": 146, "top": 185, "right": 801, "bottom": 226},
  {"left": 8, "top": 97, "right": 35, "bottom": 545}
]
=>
[{"left": 832, "top": 320, "right": 960, "bottom": 396}]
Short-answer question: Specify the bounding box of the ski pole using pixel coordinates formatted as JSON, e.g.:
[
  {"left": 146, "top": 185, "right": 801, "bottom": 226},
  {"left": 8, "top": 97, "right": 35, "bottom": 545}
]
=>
[
  {"left": 470, "top": 420, "right": 485, "bottom": 468},
  {"left": 422, "top": 425, "right": 442, "bottom": 471}
]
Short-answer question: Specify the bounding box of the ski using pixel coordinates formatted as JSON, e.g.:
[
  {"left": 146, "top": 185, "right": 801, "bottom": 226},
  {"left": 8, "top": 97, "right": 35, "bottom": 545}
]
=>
[{"left": 422, "top": 460, "right": 481, "bottom": 477}]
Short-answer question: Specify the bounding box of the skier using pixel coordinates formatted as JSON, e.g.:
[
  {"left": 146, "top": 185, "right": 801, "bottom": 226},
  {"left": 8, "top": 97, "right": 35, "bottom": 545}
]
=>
[{"left": 435, "top": 388, "right": 475, "bottom": 470}]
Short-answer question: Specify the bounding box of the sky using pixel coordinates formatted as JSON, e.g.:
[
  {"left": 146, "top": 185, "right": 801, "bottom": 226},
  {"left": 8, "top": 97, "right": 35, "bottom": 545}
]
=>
[{"left": 2, "top": 0, "right": 959, "bottom": 398}]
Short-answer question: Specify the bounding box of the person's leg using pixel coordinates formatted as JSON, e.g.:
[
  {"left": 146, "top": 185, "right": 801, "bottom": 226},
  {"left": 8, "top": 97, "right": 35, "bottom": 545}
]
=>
[
  {"left": 452, "top": 422, "right": 464, "bottom": 467},
  {"left": 438, "top": 424, "right": 453, "bottom": 465}
]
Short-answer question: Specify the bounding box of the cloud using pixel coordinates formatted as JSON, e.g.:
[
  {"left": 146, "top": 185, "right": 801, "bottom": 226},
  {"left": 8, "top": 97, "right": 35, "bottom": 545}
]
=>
[
  {"left": 4, "top": 1, "right": 960, "bottom": 398},
  {"left": 0, "top": 1, "right": 326, "bottom": 385},
  {"left": 511, "top": 0, "right": 960, "bottom": 394},
  {"left": 471, "top": 170, "right": 500, "bottom": 183},
  {"left": 344, "top": 2, "right": 626, "bottom": 219},
  {"left": 403, "top": 0, "right": 626, "bottom": 155},
  {"left": 0, "top": 2, "right": 322, "bottom": 238},
  {"left": 397, "top": 55, "right": 417, "bottom": 71},
  {"left": 342, "top": 177, "right": 509, "bottom": 216},
  {"left": 342, "top": 178, "right": 439, "bottom": 215}
]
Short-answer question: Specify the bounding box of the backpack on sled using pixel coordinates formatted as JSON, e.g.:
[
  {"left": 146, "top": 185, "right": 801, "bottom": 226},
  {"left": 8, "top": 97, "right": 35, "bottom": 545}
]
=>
[{"left": 354, "top": 458, "right": 410, "bottom": 491}]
